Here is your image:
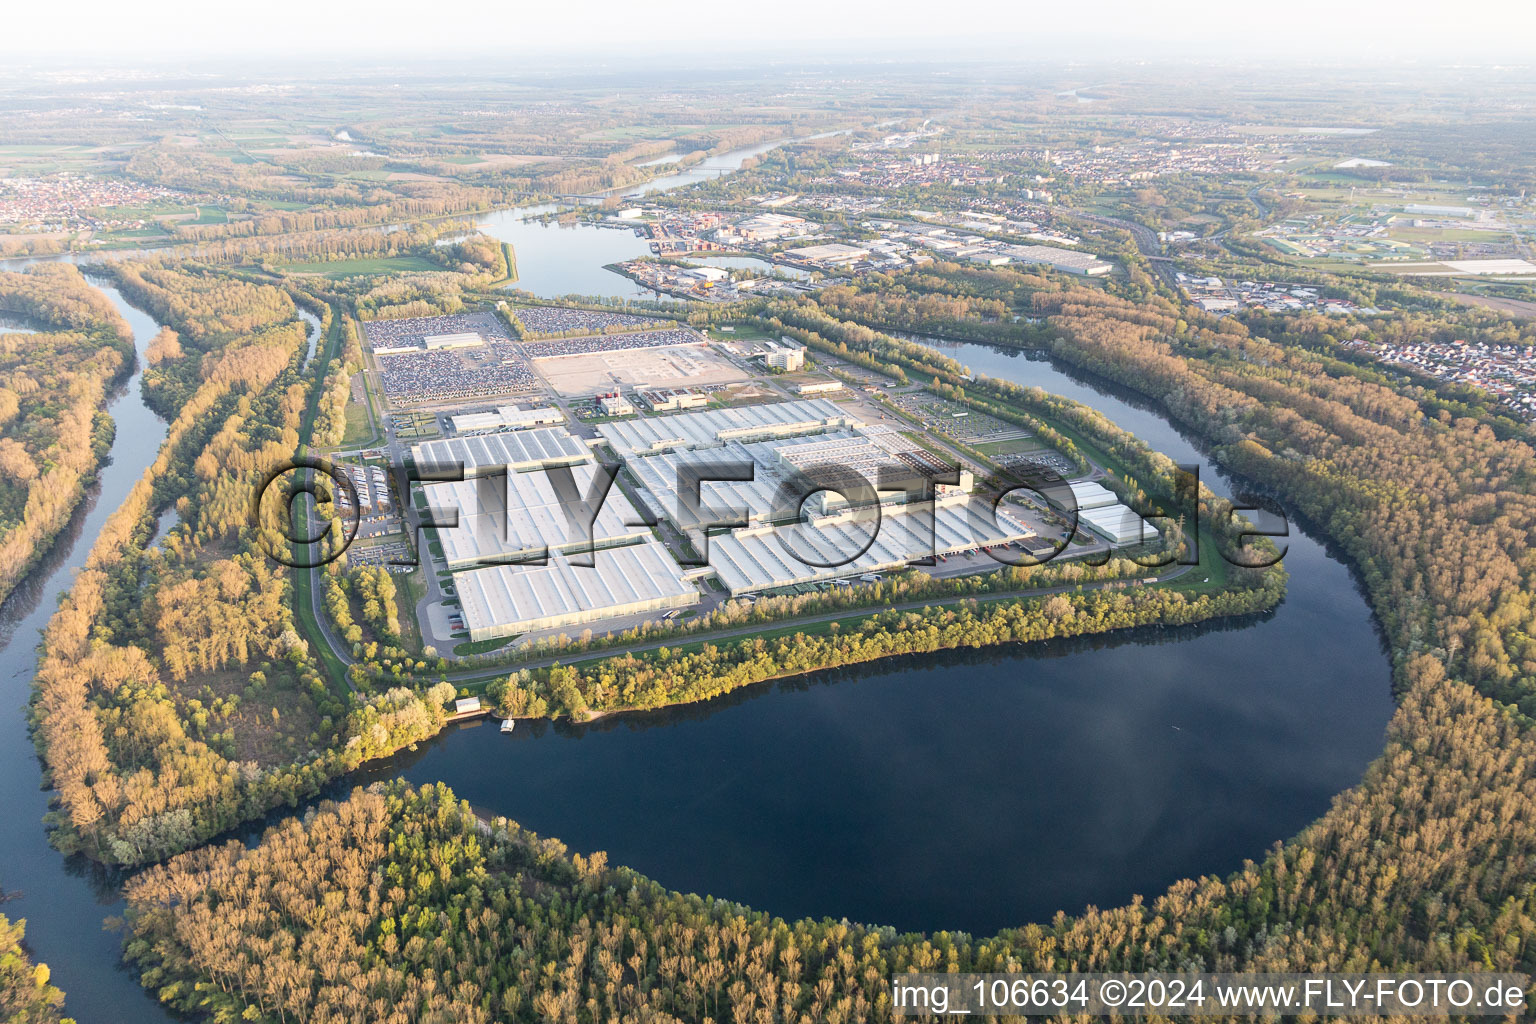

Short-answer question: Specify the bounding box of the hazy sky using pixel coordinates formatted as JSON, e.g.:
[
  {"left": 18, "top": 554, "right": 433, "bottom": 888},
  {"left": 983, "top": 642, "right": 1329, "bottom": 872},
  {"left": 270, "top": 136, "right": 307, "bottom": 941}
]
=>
[{"left": 4, "top": 0, "right": 1535, "bottom": 62}]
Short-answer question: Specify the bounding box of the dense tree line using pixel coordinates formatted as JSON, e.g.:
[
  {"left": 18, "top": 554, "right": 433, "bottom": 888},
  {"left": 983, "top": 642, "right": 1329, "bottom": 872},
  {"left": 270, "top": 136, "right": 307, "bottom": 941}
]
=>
[
  {"left": 422, "top": 554, "right": 1184, "bottom": 674},
  {"left": 0, "top": 264, "right": 132, "bottom": 605},
  {"left": 486, "top": 578, "right": 1280, "bottom": 721},
  {"left": 310, "top": 315, "right": 363, "bottom": 448},
  {"left": 111, "top": 261, "right": 308, "bottom": 415},
  {"left": 167, "top": 194, "right": 504, "bottom": 244},
  {"left": 324, "top": 564, "right": 404, "bottom": 652}
]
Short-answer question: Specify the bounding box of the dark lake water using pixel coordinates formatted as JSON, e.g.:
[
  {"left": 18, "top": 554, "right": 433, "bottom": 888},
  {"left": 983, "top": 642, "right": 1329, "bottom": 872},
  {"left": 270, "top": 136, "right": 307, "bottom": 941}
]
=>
[{"left": 359, "top": 337, "right": 1394, "bottom": 936}]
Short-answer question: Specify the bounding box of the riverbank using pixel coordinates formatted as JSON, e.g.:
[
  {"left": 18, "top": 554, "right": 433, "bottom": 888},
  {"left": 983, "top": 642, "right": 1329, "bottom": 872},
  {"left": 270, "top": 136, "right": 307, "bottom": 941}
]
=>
[
  {"left": 0, "top": 271, "right": 178, "bottom": 1024},
  {"left": 0, "top": 266, "right": 140, "bottom": 608}
]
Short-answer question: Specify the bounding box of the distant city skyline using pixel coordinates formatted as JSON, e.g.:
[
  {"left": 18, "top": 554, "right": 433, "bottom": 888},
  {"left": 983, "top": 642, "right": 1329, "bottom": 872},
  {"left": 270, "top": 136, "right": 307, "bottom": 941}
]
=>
[{"left": 4, "top": 0, "right": 1536, "bottom": 63}]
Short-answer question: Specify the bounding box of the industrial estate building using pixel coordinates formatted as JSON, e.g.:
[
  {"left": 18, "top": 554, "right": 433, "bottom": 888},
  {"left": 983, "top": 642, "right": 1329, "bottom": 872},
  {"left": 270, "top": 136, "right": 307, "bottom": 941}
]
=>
[
  {"left": 1079, "top": 504, "right": 1159, "bottom": 545},
  {"left": 1061, "top": 479, "right": 1161, "bottom": 545},
  {"left": 709, "top": 499, "right": 1035, "bottom": 595},
  {"left": 1067, "top": 480, "right": 1118, "bottom": 509},
  {"left": 422, "top": 401, "right": 1160, "bottom": 641},
  {"left": 597, "top": 397, "right": 856, "bottom": 456},
  {"left": 640, "top": 388, "right": 709, "bottom": 412},
  {"left": 450, "top": 405, "right": 563, "bottom": 434},
  {"left": 454, "top": 538, "right": 697, "bottom": 640},
  {"left": 427, "top": 467, "right": 651, "bottom": 569},
  {"left": 766, "top": 344, "right": 805, "bottom": 371},
  {"left": 1001, "top": 244, "right": 1114, "bottom": 276},
  {"left": 411, "top": 428, "right": 591, "bottom": 476},
  {"left": 598, "top": 393, "right": 635, "bottom": 416}
]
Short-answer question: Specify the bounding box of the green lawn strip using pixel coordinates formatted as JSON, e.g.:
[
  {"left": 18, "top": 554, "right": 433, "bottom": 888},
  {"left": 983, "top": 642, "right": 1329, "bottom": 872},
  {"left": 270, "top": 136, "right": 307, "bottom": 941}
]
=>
[
  {"left": 454, "top": 636, "right": 518, "bottom": 657},
  {"left": 290, "top": 303, "right": 356, "bottom": 689},
  {"left": 292, "top": 563, "right": 351, "bottom": 691},
  {"left": 279, "top": 255, "right": 441, "bottom": 279},
  {"left": 340, "top": 399, "right": 374, "bottom": 445}
]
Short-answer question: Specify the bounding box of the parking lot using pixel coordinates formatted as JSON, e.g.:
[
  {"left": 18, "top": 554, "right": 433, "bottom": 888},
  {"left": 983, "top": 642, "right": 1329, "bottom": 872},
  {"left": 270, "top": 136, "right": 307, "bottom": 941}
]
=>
[
  {"left": 376, "top": 344, "right": 539, "bottom": 404},
  {"left": 532, "top": 339, "right": 746, "bottom": 397},
  {"left": 511, "top": 306, "right": 663, "bottom": 336}
]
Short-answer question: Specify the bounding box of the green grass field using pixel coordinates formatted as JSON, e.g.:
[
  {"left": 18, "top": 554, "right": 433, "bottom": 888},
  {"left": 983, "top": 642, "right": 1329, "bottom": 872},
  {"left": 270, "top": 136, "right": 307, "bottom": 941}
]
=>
[
  {"left": 340, "top": 398, "right": 374, "bottom": 446},
  {"left": 454, "top": 636, "right": 518, "bottom": 656},
  {"left": 279, "top": 255, "right": 442, "bottom": 279}
]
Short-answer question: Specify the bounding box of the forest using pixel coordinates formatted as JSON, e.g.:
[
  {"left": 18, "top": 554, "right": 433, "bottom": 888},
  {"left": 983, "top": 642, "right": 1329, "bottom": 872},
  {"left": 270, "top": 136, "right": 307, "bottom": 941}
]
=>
[
  {"left": 23, "top": 259, "right": 474, "bottom": 867},
  {"left": 483, "top": 577, "right": 1282, "bottom": 721},
  {"left": 0, "top": 264, "right": 133, "bottom": 606}
]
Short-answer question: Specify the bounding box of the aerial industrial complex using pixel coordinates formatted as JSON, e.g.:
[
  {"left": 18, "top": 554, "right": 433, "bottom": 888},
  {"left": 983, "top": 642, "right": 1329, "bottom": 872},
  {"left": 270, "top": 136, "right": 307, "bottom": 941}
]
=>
[
  {"left": 409, "top": 395, "right": 1160, "bottom": 644},
  {"left": 347, "top": 309, "right": 1166, "bottom": 648}
]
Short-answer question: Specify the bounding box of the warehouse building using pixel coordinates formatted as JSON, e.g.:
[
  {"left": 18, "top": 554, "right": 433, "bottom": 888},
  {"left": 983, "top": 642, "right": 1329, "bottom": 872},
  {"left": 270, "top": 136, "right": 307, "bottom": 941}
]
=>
[
  {"left": 424, "top": 332, "right": 486, "bottom": 350},
  {"left": 1065, "top": 480, "right": 1119, "bottom": 510},
  {"left": 1080, "top": 503, "right": 1161, "bottom": 546},
  {"left": 770, "top": 427, "right": 973, "bottom": 511},
  {"left": 598, "top": 398, "right": 855, "bottom": 457},
  {"left": 640, "top": 388, "right": 709, "bottom": 412},
  {"left": 626, "top": 442, "right": 783, "bottom": 535},
  {"left": 454, "top": 537, "right": 698, "bottom": 640},
  {"left": 625, "top": 427, "right": 973, "bottom": 537},
  {"left": 1000, "top": 244, "right": 1114, "bottom": 276},
  {"left": 426, "top": 465, "right": 652, "bottom": 569},
  {"left": 781, "top": 242, "right": 871, "bottom": 266},
  {"left": 412, "top": 428, "right": 591, "bottom": 477},
  {"left": 450, "top": 405, "right": 564, "bottom": 434},
  {"left": 598, "top": 393, "right": 635, "bottom": 416},
  {"left": 708, "top": 499, "right": 1037, "bottom": 596}
]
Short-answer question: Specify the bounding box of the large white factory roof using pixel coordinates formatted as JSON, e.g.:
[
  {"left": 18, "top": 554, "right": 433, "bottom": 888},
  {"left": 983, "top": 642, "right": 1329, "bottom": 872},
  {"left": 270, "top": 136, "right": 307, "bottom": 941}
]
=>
[
  {"left": 1080, "top": 503, "right": 1160, "bottom": 546},
  {"left": 1001, "top": 244, "right": 1114, "bottom": 276},
  {"left": 625, "top": 428, "right": 966, "bottom": 534},
  {"left": 450, "top": 405, "right": 563, "bottom": 433},
  {"left": 709, "top": 499, "right": 1035, "bottom": 595},
  {"left": 412, "top": 428, "right": 590, "bottom": 476},
  {"left": 626, "top": 442, "right": 783, "bottom": 533},
  {"left": 1067, "top": 480, "right": 1119, "bottom": 510},
  {"left": 456, "top": 537, "right": 697, "bottom": 639},
  {"left": 597, "top": 398, "right": 855, "bottom": 457},
  {"left": 427, "top": 466, "right": 651, "bottom": 568}
]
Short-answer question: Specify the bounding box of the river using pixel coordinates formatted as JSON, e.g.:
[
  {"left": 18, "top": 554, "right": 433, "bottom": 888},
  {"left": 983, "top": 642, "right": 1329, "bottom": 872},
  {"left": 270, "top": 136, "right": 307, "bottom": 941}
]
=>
[
  {"left": 299, "top": 307, "right": 323, "bottom": 369},
  {"left": 615, "top": 139, "right": 789, "bottom": 197},
  {"left": 0, "top": 275, "right": 176, "bottom": 1024}
]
